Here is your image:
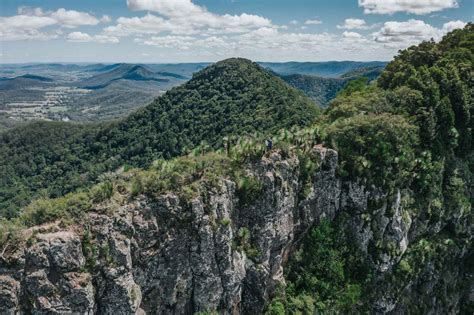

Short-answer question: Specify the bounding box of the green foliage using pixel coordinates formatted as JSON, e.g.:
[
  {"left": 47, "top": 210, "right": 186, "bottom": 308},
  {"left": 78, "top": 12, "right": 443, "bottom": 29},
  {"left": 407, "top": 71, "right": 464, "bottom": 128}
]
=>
[
  {"left": 0, "top": 218, "right": 23, "bottom": 249},
  {"left": 325, "top": 89, "right": 392, "bottom": 121},
  {"left": 130, "top": 152, "right": 231, "bottom": 198},
  {"left": 0, "top": 121, "right": 101, "bottom": 218},
  {"left": 220, "top": 218, "right": 231, "bottom": 226},
  {"left": 236, "top": 175, "right": 263, "bottom": 207},
  {"left": 265, "top": 299, "right": 286, "bottom": 315},
  {"left": 82, "top": 230, "right": 99, "bottom": 272},
  {"left": 21, "top": 192, "right": 92, "bottom": 227},
  {"left": 326, "top": 113, "right": 418, "bottom": 190},
  {"left": 378, "top": 23, "right": 473, "bottom": 157},
  {"left": 337, "top": 76, "right": 369, "bottom": 97},
  {"left": 0, "top": 58, "right": 320, "bottom": 218},
  {"left": 89, "top": 181, "right": 114, "bottom": 203},
  {"left": 269, "top": 218, "right": 370, "bottom": 313},
  {"left": 281, "top": 74, "right": 346, "bottom": 107},
  {"left": 233, "top": 227, "right": 261, "bottom": 260}
]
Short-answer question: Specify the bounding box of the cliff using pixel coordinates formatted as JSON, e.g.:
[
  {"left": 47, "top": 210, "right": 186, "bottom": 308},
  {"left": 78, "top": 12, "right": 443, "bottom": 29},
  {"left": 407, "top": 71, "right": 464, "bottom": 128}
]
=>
[{"left": 1, "top": 145, "right": 470, "bottom": 314}]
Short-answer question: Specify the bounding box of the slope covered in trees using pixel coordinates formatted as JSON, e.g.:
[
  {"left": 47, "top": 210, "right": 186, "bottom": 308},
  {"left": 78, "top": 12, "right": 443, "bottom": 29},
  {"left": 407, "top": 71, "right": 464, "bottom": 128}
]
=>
[
  {"left": 281, "top": 66, "right": 384, "bottom": 107},
  {"left": 280, "top": 74, "right": 346, "bottom": 107},
  {"left": 267, "top": 23, "right": 473, "bottom": 313},
  {"left": 0, "top": 24, "right": 472, "bottom": 314},
  {"left": 0, "top": 58, "right": 319, "bottom": 217}
]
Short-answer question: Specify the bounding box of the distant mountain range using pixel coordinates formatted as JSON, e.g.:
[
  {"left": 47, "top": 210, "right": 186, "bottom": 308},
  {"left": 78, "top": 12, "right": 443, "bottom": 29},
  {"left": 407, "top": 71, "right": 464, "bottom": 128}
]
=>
[
  {"left": 0, "top": 74, "right": 54, "bottom": 91},
  {"left": 0, "top": 74, "right": 53, "bottom": 82},
  {"left": 259, "top": 61, "right": 387, "bottom": 77},
  {"left": 76, "top": 64, "right": 186, "bottom": 89}
]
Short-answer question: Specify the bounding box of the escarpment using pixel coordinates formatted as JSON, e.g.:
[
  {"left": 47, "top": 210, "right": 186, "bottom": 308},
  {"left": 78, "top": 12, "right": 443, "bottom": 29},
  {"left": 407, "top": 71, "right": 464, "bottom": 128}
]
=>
[{"left": 1, "top": 145, "right": 470, "bottom": 314}]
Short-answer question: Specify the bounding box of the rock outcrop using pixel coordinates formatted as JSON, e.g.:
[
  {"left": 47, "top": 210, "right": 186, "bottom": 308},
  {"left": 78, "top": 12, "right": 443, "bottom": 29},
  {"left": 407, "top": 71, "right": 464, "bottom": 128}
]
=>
[{"left": 0, "top": 146, "right": 470, "bottom": 314}]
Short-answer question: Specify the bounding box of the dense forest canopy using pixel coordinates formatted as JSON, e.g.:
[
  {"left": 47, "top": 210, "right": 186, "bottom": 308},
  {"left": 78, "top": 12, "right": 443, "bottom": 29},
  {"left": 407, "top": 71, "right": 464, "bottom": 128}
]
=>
[
  {"left": 0, "top": 58, "right": 319, "bottom": 217},
  {"left": 267, "top": 23, "right": 473, "bottom": 313},
  {"left": 0, "top": 25, "right": 470, "bottom": 222}
]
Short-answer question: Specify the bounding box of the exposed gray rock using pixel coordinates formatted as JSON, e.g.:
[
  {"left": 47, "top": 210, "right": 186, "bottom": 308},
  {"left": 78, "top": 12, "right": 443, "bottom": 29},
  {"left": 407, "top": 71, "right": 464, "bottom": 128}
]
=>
[
  {"left": 0, "top": 276, "right": 20, "bottom": 314},
  {"left": 20, "top": 231, "right": 95, "bottom": 314},
  {"left": 0, "top": 146, "right": 470, "bottom": 314}
]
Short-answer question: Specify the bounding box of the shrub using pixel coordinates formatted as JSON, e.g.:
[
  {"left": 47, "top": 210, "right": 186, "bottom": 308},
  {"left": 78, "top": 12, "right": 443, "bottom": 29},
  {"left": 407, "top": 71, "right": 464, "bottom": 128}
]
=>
[
  {"left": 265, "top": 300, "right": 286, "bottom": 315},
  {"left": 21, "top": 192, "right": 91, "bottom": 226},
  {"left": 89, "top": 181, "right": 114, "bottom": 203},
  {"left": 236, "top": 175, "right": 263, "bottom": 207}
]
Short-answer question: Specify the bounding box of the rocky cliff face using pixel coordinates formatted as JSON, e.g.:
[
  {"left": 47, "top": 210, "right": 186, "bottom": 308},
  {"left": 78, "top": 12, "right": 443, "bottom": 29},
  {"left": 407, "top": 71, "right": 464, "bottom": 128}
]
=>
[{"left": 0, "top": 146, "right": 470, "bottom": 314}]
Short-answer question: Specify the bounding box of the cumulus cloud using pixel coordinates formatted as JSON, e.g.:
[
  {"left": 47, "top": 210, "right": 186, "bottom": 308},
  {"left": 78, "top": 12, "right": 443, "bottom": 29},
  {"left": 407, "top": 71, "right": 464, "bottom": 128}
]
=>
[
  {"left": 442, "top": 20, "right": 466, "bottom": 32},
  {"left": 373, "top": 19, "right": 465, "bottom": 46},
  {"left": 104, "top": 14, "right": 181, "bottom": 36},
  {"left": 305, "top": 19, "right": 322, "bottom": 25},
  {"left": 0, "top": 14, "right": 57, "bottom": 41},
  {"left": 50, "top": 8, "right": 100, "bottom": 27},
  {"left": 342, "top": 31, "right": 364, "bottom": 39},
  {"left": 1, "top": 6, "right": 107, "bottom": 41},
  {"left": 67, "top": 31, "right": 119, "bottom": 43},
  {"left": 100, "top": 15, "right": 112, "bottom": 23},
  {"left": 338, "top": 18, "right": 369, "bottom": 29},
  {"left": 138, "top": 35, "right": 194, "bottom": 49},
  {"left": 115, "top": 0, "right": 272, "bottom": 36},
  {"left": 135, "top": 25, "right": 338, "bottom": 56},
  {"left": 359, "top": 0, "right": 459, "bottom": 15}
]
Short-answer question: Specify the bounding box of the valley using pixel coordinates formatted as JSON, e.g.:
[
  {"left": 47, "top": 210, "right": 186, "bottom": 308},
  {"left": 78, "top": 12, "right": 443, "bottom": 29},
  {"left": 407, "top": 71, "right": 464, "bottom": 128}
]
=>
[{"left": 0, "top": 61, "right": 386, "bottom": 131}]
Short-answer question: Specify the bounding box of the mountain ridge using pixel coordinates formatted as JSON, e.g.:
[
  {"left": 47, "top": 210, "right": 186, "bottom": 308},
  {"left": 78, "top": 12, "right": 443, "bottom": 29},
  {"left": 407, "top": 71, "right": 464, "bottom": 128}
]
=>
[
  {"left": 76, "top": 64, "right": 175, "bottom": 89},
  {"left": 0, "top": 57, "right": 320, "bottom": 215}
]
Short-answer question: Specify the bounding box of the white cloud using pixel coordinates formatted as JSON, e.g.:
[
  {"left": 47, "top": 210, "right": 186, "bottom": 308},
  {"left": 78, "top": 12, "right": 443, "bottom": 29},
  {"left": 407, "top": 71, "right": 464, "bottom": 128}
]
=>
[
  {"left": 50, "top": 8, "right": 99, "bottom": 27},
  {"left": 359, "top": 0, "right": 459, "bottom": 15},
  {"left": 104, "top": 14, "right": 182, "bottom": 36},
  {"left": 374, "top": 20, "right": 439, "bottom": 44},
  {"left": 338, "top": 18, "right": 369, "bottom": 29},
  {"left": 343, "top": 31, "right": 364, "bottom": 39},
  {"left": 305, "top": 19, "right": 322, "bottom": 25},
  {"left": 100, "top": 15, "right": 112, "bottom": 23},
  {"left": 0, "top": 6, "right": 107, "bottom": 41},
  {"left": 373, "top": 19, "right": 465, "bottom": 47},
  {"left": 138, "top": 35, "right": 194, "bottom": 48},
  {"left": 290, "top": 20, "right": 299, "bottom": 25},
  {"left": 67, "top": 31, "right": 119, "bottom": 43},
  {"left": 442, "top": 20, "right": 466, "bottom": 32},
  {"left": 17, "top": 6, "right": 45, "bottom": 16},
  {"left": 0, "top": 15, "right": 58, "bottom": 41},
  {"left": 119, "top": 0, "right": 272, "bottom": 36},
  {"left": 134, "top": 26, "right": 339, "bottom": 56}
]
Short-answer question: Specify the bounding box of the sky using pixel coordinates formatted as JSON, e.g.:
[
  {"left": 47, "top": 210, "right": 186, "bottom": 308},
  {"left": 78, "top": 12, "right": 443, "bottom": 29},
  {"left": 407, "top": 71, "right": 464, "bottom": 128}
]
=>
[{"left": 0, "top": 0, "right": 472, "bottom": 63}]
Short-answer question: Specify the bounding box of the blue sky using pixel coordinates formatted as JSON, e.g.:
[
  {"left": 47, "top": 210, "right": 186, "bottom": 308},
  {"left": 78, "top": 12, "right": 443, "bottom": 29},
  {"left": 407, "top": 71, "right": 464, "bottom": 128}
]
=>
[{"left": 0, "top": 0, "right": 472, "bottom": 63}]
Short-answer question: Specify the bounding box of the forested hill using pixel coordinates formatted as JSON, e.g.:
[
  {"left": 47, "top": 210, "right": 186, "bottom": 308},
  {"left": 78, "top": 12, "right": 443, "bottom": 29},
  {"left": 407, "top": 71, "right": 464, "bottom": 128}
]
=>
[
  {"left": 102, "top": 58, "right": 319, "bottom": 164},
  {"left": 0, "top": 58, "right": 319, "bottom": 217}
]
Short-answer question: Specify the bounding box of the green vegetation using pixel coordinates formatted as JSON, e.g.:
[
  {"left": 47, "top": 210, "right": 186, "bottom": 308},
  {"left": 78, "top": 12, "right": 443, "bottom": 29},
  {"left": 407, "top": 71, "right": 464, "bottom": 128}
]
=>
[
  {"left": 326, "top": 113, "right": 418, "bottom": 190},
  {"left": 236, "top": 175, "right": 263, "bottom": 207},
  {"left": 0, "top": 58, "right": 319, "bottom": 218},
  {"left": 264, "top": 24, "right": 473, "bottom": 313},
  {"left": 0, "top": 25, "right": 472, "bottom": 313},
  {"left": 336, "top": 76, "right": 369, "bottom": 97},
  {"left": 267, "top": 218, "right": 370, "bottom": 313},
  {"left": 281, "top": 74, "right": 347, "bottom": 107}
]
